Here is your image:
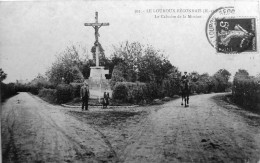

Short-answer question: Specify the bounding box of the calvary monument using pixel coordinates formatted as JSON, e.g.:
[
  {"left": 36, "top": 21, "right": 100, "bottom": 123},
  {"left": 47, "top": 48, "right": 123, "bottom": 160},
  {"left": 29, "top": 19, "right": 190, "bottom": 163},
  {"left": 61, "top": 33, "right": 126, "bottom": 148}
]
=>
[{"left": 84, "top": 12, "right": 109, "bottom": 82}]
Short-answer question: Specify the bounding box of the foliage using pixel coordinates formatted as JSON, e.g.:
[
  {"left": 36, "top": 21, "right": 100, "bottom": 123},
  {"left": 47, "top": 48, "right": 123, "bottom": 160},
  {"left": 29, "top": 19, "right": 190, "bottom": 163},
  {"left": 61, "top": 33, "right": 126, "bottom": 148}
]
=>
[
  {"left": 139, "top": 46, "right": 173, "bottom": 84},
  {"left": 130, "top": 82, "right": 147, "bottom": 103},
  {"left": 0, "top": 68, "right": 7, "bottom": 82},
  {"left": 233, "top": 72, "right": 260, "bottom": 109},
  {"left": 112, "top": 82, "right": 129, "bottom": 102},
  {"left": 56, "top": 84, "right": 73, "bottom": 104},
  {"left": 112, "top": 82, "right": 148, "bottom": 104},
  {"left": 212, "top": 69, "right": 231, "bottom": 92},
  {"left": 81, "top": 60, "right": 95, "bottom": 79},
  {"left": 46, "top": 45, "right": 85, "bottom": 85},
  {"left": 145, "top": 82, "right": 164, "bottom": 100},
  {"left": 38, "top": 88, "right": 57, "bottom": 103},
  {"left": 111, "top": 41, "right": 143, "bottom": 82},
  {"left": 110, "top": 41, "right": 174, "bottom": 89},
  {"left": 110, "top": 42, "right": 233, "bottom": 102},
  {"left": 30, "top": 74, "right": 54, "bottom": 89},
  {"left": 1, "top": 82, "right": 17, "bottom": 101},
  {"left": 70, "top": 82, "right": 83, "bottom": 98},
  {"left": 234, "top": 69, "right": 250, "bottom": 79},
  {"left": 162, "top": 67, "right": 182, "bottom": 97},
  {"left": 110, "top": 64, "right": 126, "bottom": 90},
  {"left": 183, "top": 70, "right": 231, "bottom": 94},
  {"left": 29, "top": 84, "right": 40, "bottom": 95}
]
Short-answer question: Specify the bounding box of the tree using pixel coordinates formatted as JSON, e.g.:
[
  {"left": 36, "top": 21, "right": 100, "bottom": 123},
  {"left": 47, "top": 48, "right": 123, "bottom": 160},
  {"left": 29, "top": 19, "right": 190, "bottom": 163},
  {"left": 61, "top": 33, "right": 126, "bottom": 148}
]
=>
[
  {"left": 30, "top": 74, "right": 53, "bottom": 88},
  {"left": 46, "top": 45, "right": 85, "bottom": 85},
  {"left": 111, "top": 41, "right": 143, "bottom": 82},
  {"left": 0, "top": 68, "right": 7, "bottom": 82},
  {"left": 190, "top": 71, "right": 200, "bottom": 82},
  {"left": 216, "top": 69, "right": 231, "bottom": 81},
  {"left": 162, "top": 67, "right": 181, "bottom": 96},
  {"left": 234, "top": 69, "right": 250, "bottom": 79},
  {"left": 81, "top": 60, "right": 95, "bottom": 79},
  {"left": 213, "top": 69, "right": 231, "bottom": 92},
  {"left": 110, "top": 41, "right": 173, "bottom": 86},
  {"left": 139, "top": 46, "right": 173, "bottom": 84}
]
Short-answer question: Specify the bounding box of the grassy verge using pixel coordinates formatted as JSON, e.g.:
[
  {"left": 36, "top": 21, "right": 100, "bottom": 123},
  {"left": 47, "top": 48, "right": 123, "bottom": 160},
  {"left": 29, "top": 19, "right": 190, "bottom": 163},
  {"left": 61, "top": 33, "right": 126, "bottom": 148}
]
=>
[{"left": 212, "top": 94, "right": 260, "bottom": 127}]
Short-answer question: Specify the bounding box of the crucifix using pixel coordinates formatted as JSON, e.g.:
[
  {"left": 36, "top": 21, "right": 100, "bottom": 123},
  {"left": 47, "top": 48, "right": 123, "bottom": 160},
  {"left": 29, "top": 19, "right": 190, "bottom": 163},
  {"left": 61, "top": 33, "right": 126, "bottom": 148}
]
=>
[{"left": 84, "top": 12, "right": 109, "bottom": 67}]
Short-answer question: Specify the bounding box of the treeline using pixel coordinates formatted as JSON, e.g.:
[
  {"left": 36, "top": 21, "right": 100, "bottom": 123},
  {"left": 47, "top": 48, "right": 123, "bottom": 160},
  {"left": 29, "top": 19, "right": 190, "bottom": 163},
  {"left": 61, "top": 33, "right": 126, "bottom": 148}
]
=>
[
  {"left": 46, "top": 44, "right": 113, "bottom": 85},
  {"left": 232, "top": 69, "right": 260, "bottom": 110},
  {"left": 12, "top": 75, "right": 82, "bottom": 104},
  {"left": 1, "top": 83, "right": 17, "bottom": 101},
  {"left": 1, "top": 41, "right": 233, "bottom": 105},
  {"left": 110, "top": 42, "right": 232, "bottom": 104}
]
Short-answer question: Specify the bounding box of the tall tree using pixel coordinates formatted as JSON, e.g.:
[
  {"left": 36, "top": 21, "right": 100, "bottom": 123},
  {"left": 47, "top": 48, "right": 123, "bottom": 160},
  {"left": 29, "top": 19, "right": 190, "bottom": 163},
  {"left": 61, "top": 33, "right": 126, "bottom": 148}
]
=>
[
  {"left": 215, "top": 69, "right": 231, "bottom": 82},
  {"left": 139, "top": 46, "right": 173, "bottom": 84},
  {"left": 111, "top": 41, "right": 143, "bottom": 82},
  {"left": 46, "top": 45, "right": 85, "bottom": 85},
  {"left": 213, "top": 69, "right": 231, "bottom": 92}
]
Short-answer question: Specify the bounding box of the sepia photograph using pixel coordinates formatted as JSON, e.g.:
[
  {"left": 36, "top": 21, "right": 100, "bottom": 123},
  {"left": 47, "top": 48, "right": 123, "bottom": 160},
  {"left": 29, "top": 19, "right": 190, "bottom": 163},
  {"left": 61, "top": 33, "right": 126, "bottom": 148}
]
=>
[{"left": 1, "top": 0, "right": 260, "bottom": 162}]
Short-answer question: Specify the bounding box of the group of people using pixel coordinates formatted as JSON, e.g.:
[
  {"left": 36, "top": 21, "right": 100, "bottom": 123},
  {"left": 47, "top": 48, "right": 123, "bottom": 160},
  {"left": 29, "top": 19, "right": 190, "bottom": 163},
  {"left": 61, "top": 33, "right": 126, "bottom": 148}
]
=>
[{"left": 80, "top": 81, "right": 110, "bottom": 111}]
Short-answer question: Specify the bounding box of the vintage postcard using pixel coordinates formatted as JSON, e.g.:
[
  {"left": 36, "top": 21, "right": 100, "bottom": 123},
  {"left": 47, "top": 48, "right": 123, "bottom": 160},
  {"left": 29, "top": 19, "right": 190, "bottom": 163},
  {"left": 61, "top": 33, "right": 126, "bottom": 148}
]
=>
[{"left": 1, "top": 0, "right": 260, "bottom": 162}]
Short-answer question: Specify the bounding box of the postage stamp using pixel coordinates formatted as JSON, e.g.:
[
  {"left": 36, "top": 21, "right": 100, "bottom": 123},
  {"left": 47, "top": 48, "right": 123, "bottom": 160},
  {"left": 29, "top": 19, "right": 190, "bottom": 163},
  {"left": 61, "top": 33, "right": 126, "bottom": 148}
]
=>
[
  {"left": 205, "top": 6, "right": 258, "bottom": 54},
  {"left": 215, "top": 18, "right": 257, "bottom": 53}
]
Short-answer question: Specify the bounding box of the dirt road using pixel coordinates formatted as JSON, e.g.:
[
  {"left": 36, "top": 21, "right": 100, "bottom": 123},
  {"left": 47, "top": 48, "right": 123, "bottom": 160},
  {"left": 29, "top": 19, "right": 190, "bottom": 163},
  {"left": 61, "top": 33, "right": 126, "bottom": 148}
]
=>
[
  {"left": 1, "top": 93, "right": 117, "bottom": 162},
  {"left": 2, "top": 92, "right": 260, "bottom": 163}
]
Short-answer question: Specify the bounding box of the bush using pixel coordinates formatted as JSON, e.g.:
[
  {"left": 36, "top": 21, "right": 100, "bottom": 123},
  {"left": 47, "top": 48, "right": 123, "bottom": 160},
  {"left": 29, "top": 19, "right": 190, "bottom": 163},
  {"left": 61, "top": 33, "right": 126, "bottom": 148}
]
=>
[
  {"left": 1, "top": 82, "right": 17, "bottom": 101},
  {"left": 15, "top": 84, "right": 30, "bottom": 92},
  {"left": 144, "top": 82, "right": 164, "bottom": 100},
  {"left": 112, "top": 82, "right": 129, "bottom": 102},
  {"left": 128, "top": 82, "right": 147, "bottom": 103},
  {"left": 112, "top": 82, "right": 148, "bottom": 103},
  {"left": 162, "top": 79, "right": 180, "bottom": 97},
  {"left": 38, "top": 88, "right": 57, "bottom": 103},
  {"left": 70, "top": 82, "right": 83, "bottom": 98},
  {"left": 56, "top": 84, "right": 73, "bottom": 104},
  {"left": 195, "top": 81, "right": 208, "bottom": 94},
  {"left": 29, "top": 84, "right": 40, "bottom": 95},
  {"left": 233, "top": 77, "right": 260, "bottom": 110}
]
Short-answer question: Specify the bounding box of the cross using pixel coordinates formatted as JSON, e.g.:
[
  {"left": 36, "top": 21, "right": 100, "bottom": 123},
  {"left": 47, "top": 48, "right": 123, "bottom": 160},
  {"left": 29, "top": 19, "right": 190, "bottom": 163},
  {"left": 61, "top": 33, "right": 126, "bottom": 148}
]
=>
[{"left": 84, "top": 12, "right": 109, "bottom": 67}]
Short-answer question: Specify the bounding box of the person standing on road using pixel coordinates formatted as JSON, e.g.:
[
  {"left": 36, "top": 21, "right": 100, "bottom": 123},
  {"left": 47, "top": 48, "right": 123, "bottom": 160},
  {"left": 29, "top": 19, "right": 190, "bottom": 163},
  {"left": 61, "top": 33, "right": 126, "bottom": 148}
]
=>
[
  {"left": 103, "top": 89, "right": 110, "bottom": 109},
  {"left": 80, "top": 81, "right": 90, "bottom": 111}
]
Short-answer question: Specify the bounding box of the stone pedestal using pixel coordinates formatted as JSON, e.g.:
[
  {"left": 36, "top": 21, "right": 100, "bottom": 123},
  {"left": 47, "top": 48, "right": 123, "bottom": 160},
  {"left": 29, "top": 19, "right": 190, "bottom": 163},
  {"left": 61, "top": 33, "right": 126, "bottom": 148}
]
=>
[
  {"left": 89, "top": 66, "right": 110, "bottom": 101},
  {"left": 89, "top": 66, "right": 109, "bottom": 82}
]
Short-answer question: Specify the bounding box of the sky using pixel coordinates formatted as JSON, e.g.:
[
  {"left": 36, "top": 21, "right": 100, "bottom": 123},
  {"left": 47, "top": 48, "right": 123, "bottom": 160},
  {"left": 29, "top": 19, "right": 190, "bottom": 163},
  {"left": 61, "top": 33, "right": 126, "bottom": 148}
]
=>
[{"left": 0, "top": 0, "right": 260, "bottom": 83}]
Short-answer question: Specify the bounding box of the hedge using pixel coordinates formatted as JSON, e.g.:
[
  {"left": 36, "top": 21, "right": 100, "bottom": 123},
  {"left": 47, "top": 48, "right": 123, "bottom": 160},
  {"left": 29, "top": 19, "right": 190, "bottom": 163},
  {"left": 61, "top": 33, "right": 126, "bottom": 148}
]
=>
[
  {"left": 56, "top": 84, "right": 73, "bottom": 104},
  {"left": 112, "top": 82, "right": 148, "bottom": 103},
  {"left": 162, "top": 79, "right": 180, "bottom": 97},
  {"left": 1, "top": 82, "right": 17, "bottom": 101},
  {"left": 233, "top": 77, "right": 260, "bottom": 109},
  {"left": 27, "top": 84, "right": 40, "bottom": 95},
  {"left": 70, "top": 82, "right": 83, "bottom": 98},
  {"left": 38, "top": 88, "right": 57, "bottom": 103}
]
